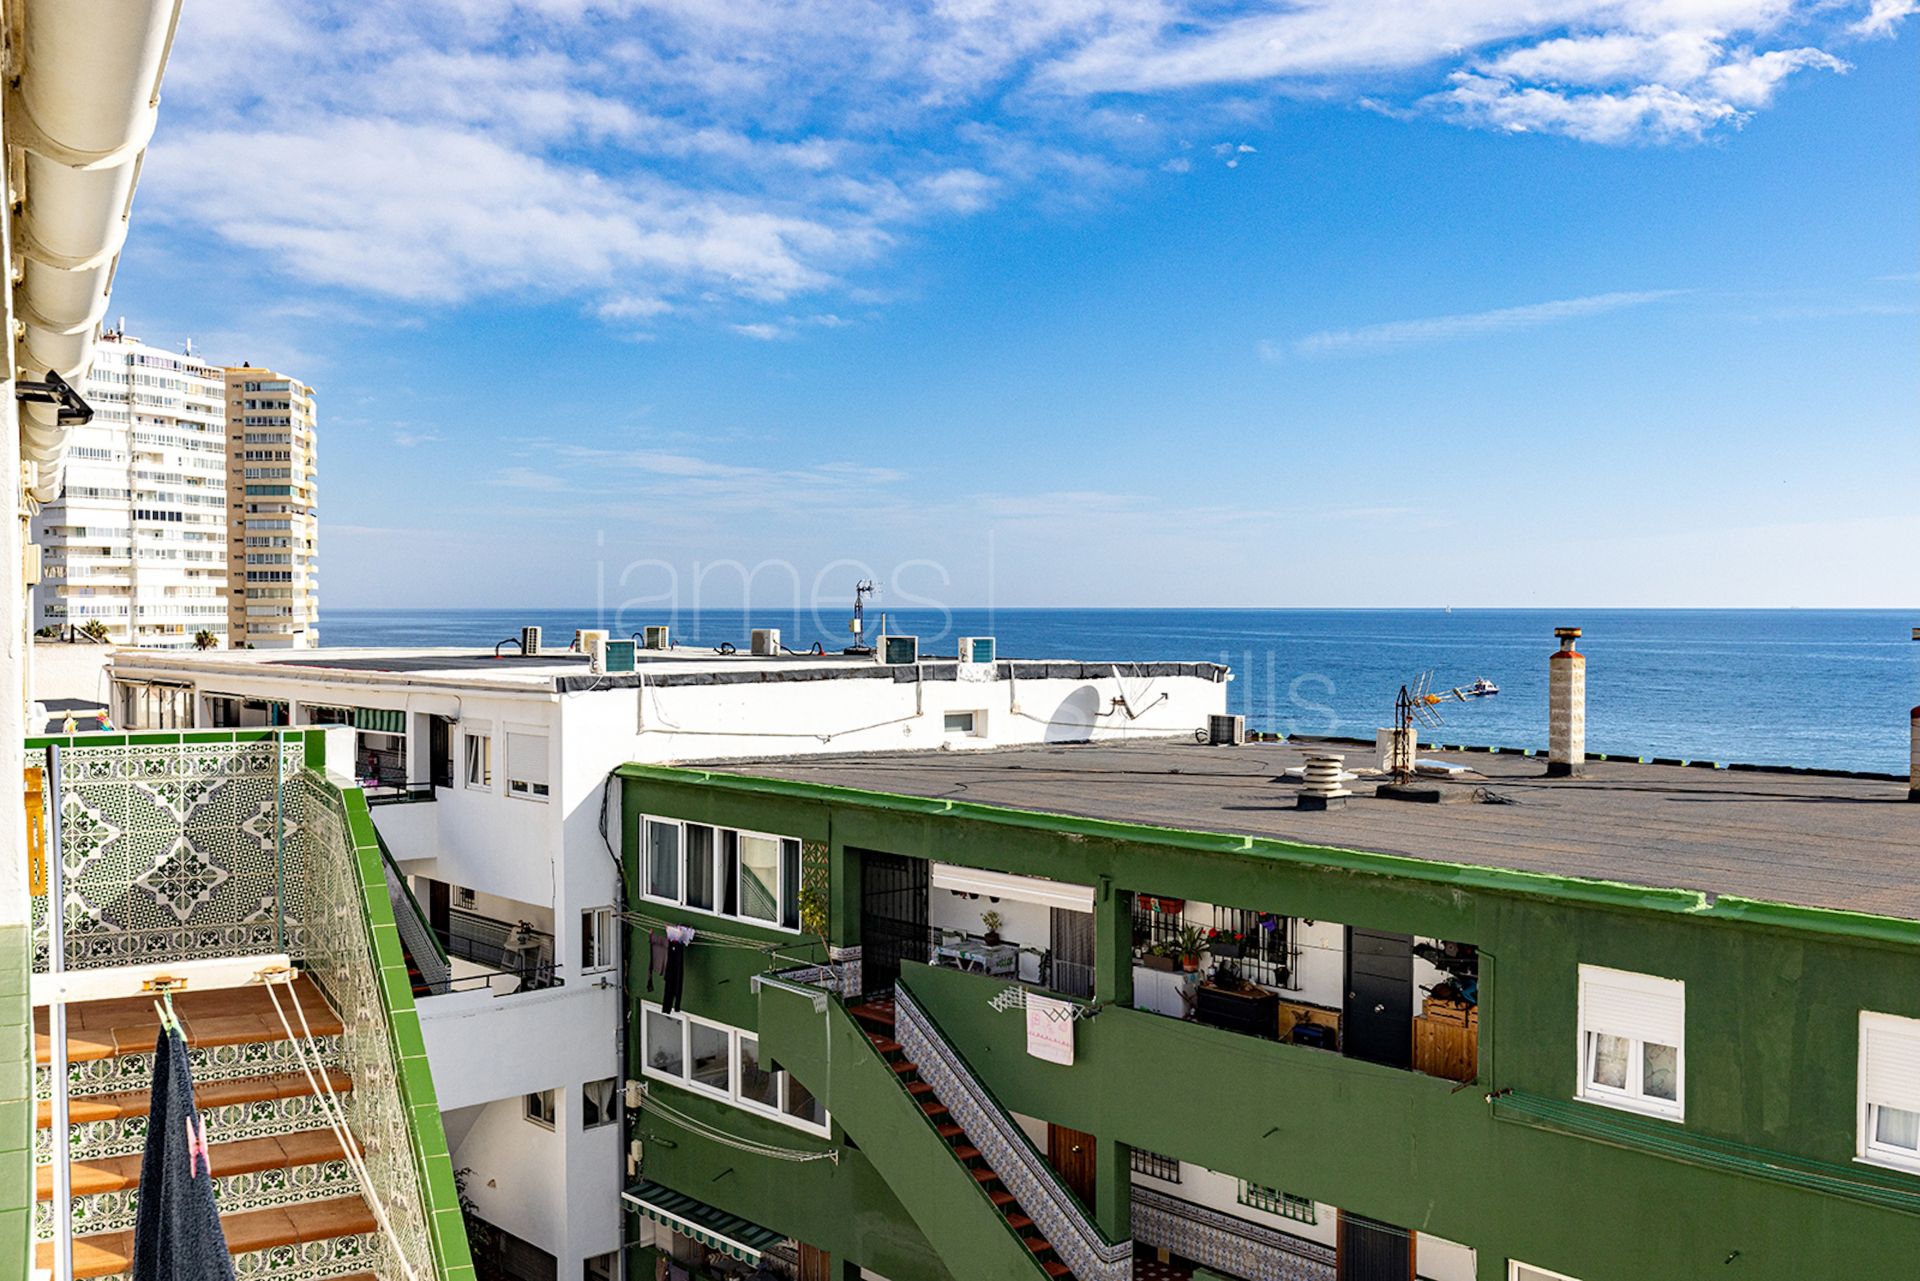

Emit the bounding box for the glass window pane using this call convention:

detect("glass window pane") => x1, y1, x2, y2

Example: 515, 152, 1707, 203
784, 1073, 825, 1126
1589, 1033, 1628, 1091
689, 1022, 731, 1091
1642, 1041, 1679, 1102
685, 825, 716, 912
644, 1010, 683, 1077
739, 1034, 778, 1108
647, 821, 680, 901
739, 834, 781, 922
1875, 1104, 1920, 1151
781, 839, 801, 930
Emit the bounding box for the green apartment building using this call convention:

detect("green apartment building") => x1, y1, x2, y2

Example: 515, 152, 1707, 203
615, 737, 1920, 1281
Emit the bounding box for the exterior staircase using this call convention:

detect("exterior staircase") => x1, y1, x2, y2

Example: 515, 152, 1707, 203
33, 976, 385, 1280
850, 996, 1077, 1280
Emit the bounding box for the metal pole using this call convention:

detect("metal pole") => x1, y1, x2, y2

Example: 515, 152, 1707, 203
274, 730, 287, 954
46, 742, 73, 1281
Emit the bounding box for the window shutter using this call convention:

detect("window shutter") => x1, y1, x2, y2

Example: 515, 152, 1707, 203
1580, 965, 1685, 1046
1863, 1012, 1920, 1114
506, 732, 549, 786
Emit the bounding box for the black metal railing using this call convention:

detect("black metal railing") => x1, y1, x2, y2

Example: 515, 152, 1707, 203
447, 909, 558, 990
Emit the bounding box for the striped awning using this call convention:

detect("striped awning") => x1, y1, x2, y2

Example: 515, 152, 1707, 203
353, 707, 405, 734
623, 1181, 785, 1264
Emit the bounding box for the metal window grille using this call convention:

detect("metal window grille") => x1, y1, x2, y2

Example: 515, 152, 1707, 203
1238, 1180, 1315, 1223
1130, 1149, 1181, 1182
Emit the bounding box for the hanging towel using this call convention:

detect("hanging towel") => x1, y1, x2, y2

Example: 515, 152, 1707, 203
132, 1027, 238, 1281
648, 929, 667, 993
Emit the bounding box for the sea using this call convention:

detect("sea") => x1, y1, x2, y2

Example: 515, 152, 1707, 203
317, 608, 1918, 776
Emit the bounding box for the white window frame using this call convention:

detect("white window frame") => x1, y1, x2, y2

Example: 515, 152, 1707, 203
504, 726, 550, 802
638, 1001, 831, 1138
582, 906, 617, 974
1576, 964, 1685, 1121
1859, 1009, 1920, 1174
635, 815, 801, 935
524, 1088, 556, 1129
1510, 1264, 1582, 1281
463, 729, 492, 791
582, 1077, 619, 1130
942, 709, 980, 736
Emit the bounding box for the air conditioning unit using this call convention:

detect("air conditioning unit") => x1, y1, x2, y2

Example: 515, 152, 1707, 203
575, 628, 608, 654
641, 625, 670, 651
882, 635, 919, 665
520, 625, 542, 656
601, 639, 637, 674
751, 628, 782, 656
957, 636, 995, 664
1208, 713, 1247, 746
586, 632, 608, 672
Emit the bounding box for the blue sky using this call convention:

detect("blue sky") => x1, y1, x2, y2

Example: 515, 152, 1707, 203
117, 1, 1916, 611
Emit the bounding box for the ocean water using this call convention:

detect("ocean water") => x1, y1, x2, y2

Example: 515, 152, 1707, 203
318, 608, 1918, 775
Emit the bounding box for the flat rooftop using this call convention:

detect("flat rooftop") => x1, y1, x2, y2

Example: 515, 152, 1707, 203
107, 647, 1227, 695
711, 738, 1920, 921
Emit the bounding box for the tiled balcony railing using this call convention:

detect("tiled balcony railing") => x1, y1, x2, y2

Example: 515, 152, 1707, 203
24, 730, 475, 1281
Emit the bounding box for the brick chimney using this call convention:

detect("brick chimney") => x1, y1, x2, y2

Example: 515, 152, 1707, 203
1547, 626, 1585, 778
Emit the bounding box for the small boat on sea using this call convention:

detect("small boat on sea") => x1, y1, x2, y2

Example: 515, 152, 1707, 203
1464, 676, 1498, 697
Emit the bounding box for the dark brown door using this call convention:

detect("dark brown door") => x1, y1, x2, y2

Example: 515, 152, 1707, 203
796, 1243, 832, 1281
1337, 1212, 1412, 1281
1047, 1123, 1097, 1212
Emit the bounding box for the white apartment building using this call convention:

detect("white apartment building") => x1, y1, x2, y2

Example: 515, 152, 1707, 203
225, 365, 320, 647
32, 327, 230, 646
105, 636, 1230, 1280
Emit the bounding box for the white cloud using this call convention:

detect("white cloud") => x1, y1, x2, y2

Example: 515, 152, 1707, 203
1854, 0, 1918, 37
730, 322, 788, 341
144, 0, 1897, 328
393, 430, 442, 447
491, 466, 572, 491
1284, 289, 1686, 356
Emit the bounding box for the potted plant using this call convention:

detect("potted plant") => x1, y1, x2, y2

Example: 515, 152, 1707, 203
981, 910, 1004, 947
1208, 927, 1245, 960
1178, 925, 1204, 972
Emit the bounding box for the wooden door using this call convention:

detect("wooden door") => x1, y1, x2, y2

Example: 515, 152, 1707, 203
796, 1242, 832, 1281
1047, 1123, 1097, 1212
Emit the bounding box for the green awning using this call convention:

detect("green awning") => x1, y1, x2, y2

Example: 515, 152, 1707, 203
622, 1180, 785, 1263
353, 707, 405, 734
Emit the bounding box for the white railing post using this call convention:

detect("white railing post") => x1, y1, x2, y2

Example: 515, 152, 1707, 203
46, 742, 73, 1281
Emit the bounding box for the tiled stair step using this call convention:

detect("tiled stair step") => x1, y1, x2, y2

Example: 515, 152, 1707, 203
36, 1068, 354, 1162
33, 1195, 380, 1280
33, 1127, 357, 1241
35, 978, 343, 1100
38, 1034, 345, 1100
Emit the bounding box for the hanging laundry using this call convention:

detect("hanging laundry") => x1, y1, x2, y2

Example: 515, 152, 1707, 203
132, 1025, 237, 1281
648, 928, 667, 994
660, 924, 695, 1014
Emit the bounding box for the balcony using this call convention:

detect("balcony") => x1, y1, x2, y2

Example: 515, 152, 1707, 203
20, 730, 473, 1281
1128, 893, 1479, 1084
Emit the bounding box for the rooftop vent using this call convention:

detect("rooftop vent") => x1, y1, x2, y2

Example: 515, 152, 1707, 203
1547, 626, 1586, 778
1297, 753, 1352, 811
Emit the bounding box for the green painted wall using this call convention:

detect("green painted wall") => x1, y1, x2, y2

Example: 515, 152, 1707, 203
619, 767, 1920, 1281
